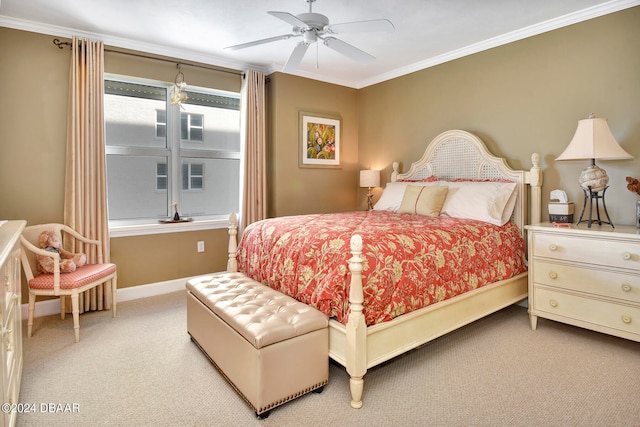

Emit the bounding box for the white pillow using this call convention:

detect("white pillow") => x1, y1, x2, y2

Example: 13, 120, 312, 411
373, 181, 444, 212
440, 181, 518, 226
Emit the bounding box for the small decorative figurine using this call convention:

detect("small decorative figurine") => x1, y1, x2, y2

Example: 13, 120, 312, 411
173, 203, 180, 221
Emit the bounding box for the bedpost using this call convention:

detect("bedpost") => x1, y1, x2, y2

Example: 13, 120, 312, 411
227, 213, 238, 273
391, 161, 400, 183
529, 153, 543, 225
346, 234, 367, 409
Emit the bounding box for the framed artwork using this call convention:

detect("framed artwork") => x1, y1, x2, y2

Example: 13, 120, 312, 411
299, 111, 341, 168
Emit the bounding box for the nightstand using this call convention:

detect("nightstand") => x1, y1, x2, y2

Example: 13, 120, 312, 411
526, 222, 640, 342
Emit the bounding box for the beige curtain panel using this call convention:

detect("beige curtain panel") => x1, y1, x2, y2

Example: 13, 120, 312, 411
63, 36, 112, 313
241, 70, 267, 230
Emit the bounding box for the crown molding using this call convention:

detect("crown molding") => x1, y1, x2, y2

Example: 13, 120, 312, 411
356, 0, 640, 88
2, 0, 639, 89
0, 15, 270, 75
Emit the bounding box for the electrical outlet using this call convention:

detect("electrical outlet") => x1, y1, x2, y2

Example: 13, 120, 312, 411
197, 241, 205, 253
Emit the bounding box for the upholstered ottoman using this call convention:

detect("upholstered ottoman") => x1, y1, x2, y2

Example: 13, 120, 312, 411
186, 272, 329, 418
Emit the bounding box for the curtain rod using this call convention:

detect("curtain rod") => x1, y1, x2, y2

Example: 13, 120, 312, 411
53, 38, 244, 77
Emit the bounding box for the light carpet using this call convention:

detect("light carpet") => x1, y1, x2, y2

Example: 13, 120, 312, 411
17, 291, 640, 426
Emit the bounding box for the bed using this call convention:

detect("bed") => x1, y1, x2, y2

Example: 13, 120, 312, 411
226, 129, 543, 408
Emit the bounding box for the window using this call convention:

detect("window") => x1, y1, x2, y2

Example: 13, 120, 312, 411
156, 163, 168, 190
183, 163, 203, 190
156, 110, 203, 142
155, 110, 166, 139
105, 77, 241, 226
181, 113, 203, 141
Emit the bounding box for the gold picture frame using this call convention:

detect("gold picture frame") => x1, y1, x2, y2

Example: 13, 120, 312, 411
299, 111, 342, 168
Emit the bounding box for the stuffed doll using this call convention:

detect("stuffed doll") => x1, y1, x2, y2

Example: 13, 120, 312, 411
37, 230, 87, 274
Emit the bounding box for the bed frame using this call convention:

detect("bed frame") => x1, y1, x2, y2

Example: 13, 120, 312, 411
227, 129, 542, 409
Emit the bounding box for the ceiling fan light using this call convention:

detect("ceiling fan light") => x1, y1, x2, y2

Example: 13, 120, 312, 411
303, 31, 318, 43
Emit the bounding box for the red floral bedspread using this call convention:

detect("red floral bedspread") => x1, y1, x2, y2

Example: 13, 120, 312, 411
237, 211, 526, 326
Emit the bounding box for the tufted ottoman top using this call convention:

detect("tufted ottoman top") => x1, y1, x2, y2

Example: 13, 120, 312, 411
186, 272, 328, 349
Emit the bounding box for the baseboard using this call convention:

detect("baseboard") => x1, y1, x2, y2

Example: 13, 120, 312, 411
20, 277, 191, 320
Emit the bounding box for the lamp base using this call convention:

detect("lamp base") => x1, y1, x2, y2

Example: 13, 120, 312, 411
366, 188, 374, 211
579, 163, 608, 192
576, 185, 613, 228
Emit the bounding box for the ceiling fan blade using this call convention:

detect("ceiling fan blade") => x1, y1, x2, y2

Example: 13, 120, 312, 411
268, 11, 308, 29
283, 41, 310, 73
225, 34, 296, 51
327, 19, 395, 34
322, 37, 375, 64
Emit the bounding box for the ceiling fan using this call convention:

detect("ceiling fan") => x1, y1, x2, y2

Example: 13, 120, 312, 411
225, 0, 395, 73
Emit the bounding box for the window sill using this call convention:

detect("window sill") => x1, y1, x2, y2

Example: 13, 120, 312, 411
109, 218, 231, 238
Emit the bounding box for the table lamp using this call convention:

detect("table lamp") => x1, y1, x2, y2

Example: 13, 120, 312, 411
359, 169, 380, 210
556, 114, 633, 228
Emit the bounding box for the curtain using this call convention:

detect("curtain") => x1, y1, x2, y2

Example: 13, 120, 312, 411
63, 36, 111, 312
240, 70, 267, 230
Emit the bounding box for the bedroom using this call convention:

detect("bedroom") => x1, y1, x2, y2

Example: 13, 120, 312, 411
0, 2, 639, 425
0, 5, 638, 291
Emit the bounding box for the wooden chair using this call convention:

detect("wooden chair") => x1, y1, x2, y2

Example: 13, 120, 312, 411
20, 223, 117, 343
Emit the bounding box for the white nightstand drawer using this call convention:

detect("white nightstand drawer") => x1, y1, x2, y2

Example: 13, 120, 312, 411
532, 232, 640, 271
533, 287, 640, 336
532, 261, 640, 303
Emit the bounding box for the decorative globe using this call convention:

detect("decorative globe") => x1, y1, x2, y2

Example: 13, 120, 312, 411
579, 165, 608, 192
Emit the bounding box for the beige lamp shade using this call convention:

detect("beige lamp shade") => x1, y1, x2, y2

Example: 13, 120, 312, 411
359, 170, 380, 188
556, 116, 633, 192
360, 169, 380, 211
556, 116, 633, 161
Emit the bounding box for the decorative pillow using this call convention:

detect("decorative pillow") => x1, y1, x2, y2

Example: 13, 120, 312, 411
373, 181, 444, 212
398, 185, 449, 216
440, 181, 518, 226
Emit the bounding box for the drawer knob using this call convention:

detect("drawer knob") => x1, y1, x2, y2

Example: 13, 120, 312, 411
622, 314, 632, 324
548, 271, 558, 280
623, 252, 632, 261
621, 283, 632, 292
549, 244, 558, 252
549, 299, 558, 308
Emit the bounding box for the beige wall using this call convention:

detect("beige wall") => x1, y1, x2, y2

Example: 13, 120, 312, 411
1, 6, 639, 301
0, 29, 239, 297
0, 29, 69, 224
266, 73, 360, 216
358, 7, 640, 225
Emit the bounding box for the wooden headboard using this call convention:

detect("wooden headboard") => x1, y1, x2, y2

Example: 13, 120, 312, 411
390, 129, 542, 234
